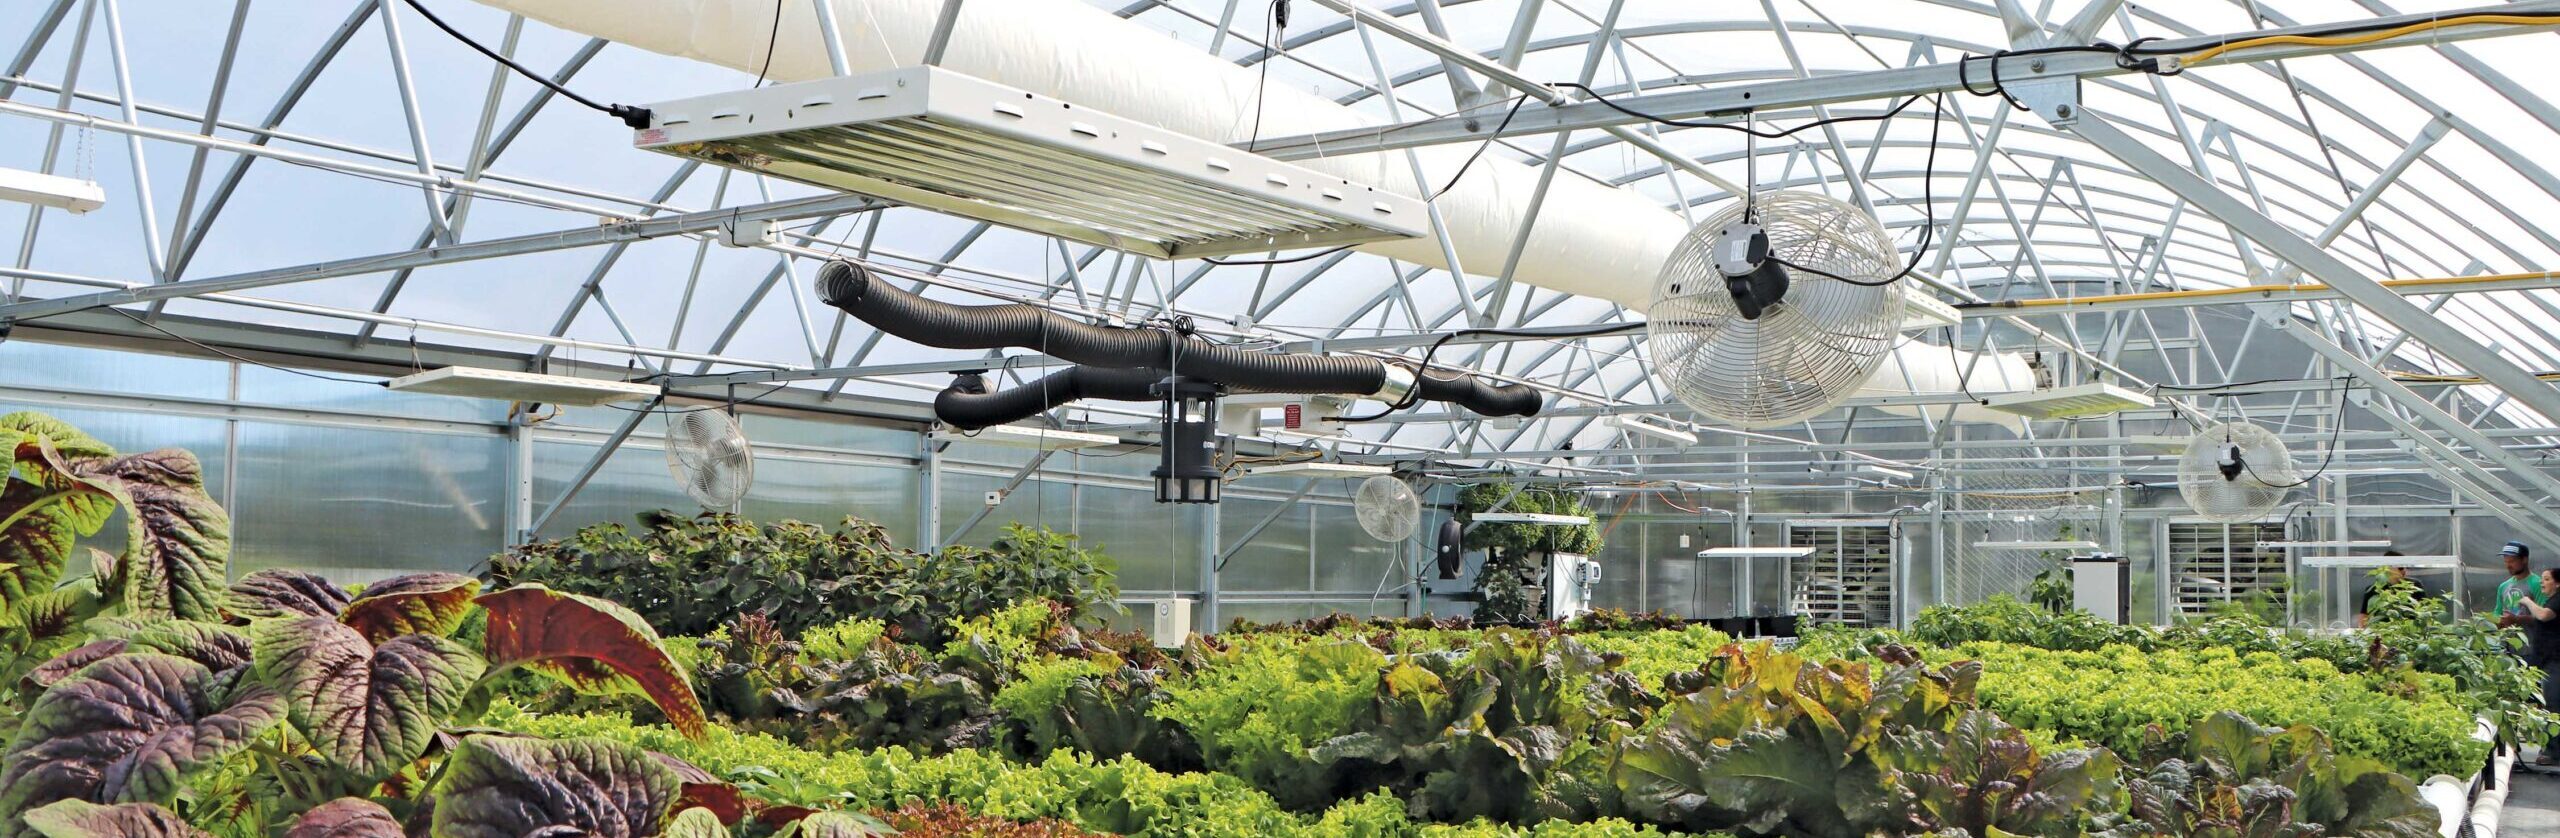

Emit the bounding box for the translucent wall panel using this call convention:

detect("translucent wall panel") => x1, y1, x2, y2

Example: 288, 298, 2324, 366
1076, 486, 1200, 593
736, 412, 918, 457
531, 439, 696, 538
742, 455, 921, 548
1218, 498, 1311, 592
232, 422, 506, 582
1311, 502, 1402, 594
0, 341, 229, 399
540, 437, 924, 547
0, 401, 232, 578
238, 366, 505, 423
1587, 522, 1649, 612
935, 471, 1072, 550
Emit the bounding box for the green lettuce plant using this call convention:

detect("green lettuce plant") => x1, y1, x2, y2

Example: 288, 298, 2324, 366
1615, 642, 2120, 837
489, 512, 1119, 646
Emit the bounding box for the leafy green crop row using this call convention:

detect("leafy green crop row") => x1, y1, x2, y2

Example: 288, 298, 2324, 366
487, 702, 1709, 838
488, 510, 1118, 645
1925, 642, 2486, 779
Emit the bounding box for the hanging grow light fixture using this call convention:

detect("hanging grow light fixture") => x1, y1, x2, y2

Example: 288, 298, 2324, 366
633, 66, 1427, 259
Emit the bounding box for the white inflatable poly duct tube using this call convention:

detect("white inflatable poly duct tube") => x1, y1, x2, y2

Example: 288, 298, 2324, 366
479, 0, 2032, 423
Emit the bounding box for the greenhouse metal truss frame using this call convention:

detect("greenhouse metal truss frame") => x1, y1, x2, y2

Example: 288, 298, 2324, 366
8, 0, 2560, 620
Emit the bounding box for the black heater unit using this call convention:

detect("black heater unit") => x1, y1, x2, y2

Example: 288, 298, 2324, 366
1153, 376, 1223, 504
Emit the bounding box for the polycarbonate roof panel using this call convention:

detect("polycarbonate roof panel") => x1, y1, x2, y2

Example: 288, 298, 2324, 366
4, 0, 2560, 463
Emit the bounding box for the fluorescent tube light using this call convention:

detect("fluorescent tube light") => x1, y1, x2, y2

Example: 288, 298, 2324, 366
2299, 554, 2457, 568
1697, 547, 1816, 558
0, 167, 105, 214
635, 67, 1426, 259
1472, 512, 1593, 526
1238, 462, 1390, 479
1970, 540, 2102, 551
931, 425, 1122, 450
386, 367, 658, 405
1982, 383, 2155, 420
1602, 414, 1698, 446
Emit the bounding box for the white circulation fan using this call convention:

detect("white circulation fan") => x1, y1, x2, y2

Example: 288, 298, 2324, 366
1354, 474, 1422, 543
2178, 421, 2297, 523
1647, 190, 1907, 428
665, 407, 755, 509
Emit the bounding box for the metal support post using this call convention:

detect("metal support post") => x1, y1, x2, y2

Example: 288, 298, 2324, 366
810, 0, 853, 75
918, 437, 944, 550
923, 0, 965, 66
525, 395, 659, 541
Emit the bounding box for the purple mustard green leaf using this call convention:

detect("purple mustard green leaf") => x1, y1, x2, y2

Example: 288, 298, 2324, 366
224, 570, 353, 621
280, 797, 402, 838
250, 617, 485, 780
0, 653, 285, 837
18, 800, 207, 838
339, 573, 480, 642
426, 734, 681, 838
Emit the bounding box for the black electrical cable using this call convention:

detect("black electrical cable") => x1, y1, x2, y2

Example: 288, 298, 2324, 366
2240, 377, 2354, 489
1553, 81, 1924, 140
1204, 95, 1531, 267
1765, 94, 1949, 288
1338, 321, 1646, 422
2151, 375, 2351, 392
752, 0, 785, 87
1243, 0, 1283, 152
399, 0, 655, 128
109, 308, 389, 387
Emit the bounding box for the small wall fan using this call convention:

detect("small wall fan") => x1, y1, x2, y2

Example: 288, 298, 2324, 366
1354, 474, 1422, 543
2177, 421, 2296, 523
665, 407, 755, 509
1647, 190, 1907, 428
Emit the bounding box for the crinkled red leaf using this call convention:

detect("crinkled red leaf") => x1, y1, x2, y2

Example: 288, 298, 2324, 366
340, 572, 479, 642
225, 569, 353, 621
428, 735, 680, 838
477, 585, 706, 739
0, 654, 284, 833
251, 617, 484, 780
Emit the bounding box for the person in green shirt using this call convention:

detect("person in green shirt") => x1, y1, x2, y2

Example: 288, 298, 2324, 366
2497, 541, 2543, 627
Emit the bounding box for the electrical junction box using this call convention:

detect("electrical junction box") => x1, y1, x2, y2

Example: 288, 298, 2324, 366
1218, 393, 1351, 436
1546, 553, 1601, 620
2071, 553, 2131, 624
1143, 597, 1195, 648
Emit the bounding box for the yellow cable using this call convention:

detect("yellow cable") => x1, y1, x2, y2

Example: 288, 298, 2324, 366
2180, 14, 2560, 65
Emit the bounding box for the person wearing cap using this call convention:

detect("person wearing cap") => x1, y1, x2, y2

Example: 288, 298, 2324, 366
2514, 566, 2560, 764
2498, 542, 2543, 628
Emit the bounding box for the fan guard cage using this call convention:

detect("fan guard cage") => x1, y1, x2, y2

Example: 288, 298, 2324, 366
665, 407, 756, 509
1647, 191, 1906, 429
1354, 475, 1422, 543
2178, 421, 2297, 524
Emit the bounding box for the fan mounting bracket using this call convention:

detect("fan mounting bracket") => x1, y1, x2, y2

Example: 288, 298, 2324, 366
2007, 76, 2082, 124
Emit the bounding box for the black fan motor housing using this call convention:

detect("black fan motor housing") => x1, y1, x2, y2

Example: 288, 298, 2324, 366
1435, 519, 1466, 579
1712, 222, 1790, 321
2216, 444, 2246, 481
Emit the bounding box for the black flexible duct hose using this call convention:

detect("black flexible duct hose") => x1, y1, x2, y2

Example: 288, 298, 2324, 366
1414, 369, 1544, 417
820, 260, 1543, 422
820, 260, 1383, 392
934, 367, 1169, 430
